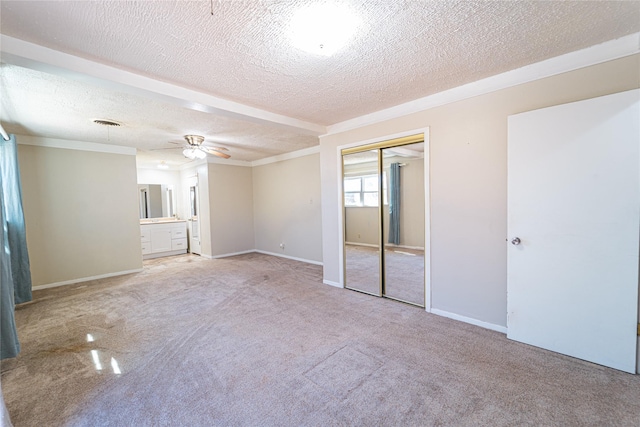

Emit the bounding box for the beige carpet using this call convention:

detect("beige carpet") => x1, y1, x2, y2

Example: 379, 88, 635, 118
345, 244, 425, 305
384, 247, 425, 305
2, 253, 640, 426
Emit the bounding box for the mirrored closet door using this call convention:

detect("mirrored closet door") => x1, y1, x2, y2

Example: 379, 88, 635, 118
343, 149, 381, 296
382, 143, 425, 306
342, 135, 426, 307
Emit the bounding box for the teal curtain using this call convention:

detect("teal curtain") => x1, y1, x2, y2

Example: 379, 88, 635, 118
1, 134, 32, 359
0, 371, 12, 426
1, 183, 20, 359
388, 162, 400, 245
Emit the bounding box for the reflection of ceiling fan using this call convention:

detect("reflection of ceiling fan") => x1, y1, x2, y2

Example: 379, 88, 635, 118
177, 135, 230, 160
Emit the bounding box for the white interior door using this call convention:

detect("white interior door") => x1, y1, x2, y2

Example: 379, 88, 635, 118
507, 89, 639, 373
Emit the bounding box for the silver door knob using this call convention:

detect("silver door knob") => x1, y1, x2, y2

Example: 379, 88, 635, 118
511, 237, 521, 245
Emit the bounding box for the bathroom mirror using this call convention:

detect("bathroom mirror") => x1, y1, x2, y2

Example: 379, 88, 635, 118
138, 184, 175, 219
382, 142, 425, 306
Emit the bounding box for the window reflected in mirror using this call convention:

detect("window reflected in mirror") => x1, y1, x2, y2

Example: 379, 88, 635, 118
343, 149, 381, 296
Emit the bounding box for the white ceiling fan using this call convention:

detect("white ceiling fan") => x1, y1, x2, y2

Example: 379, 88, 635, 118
169, 135, 231, 160
181, 135, 230, 159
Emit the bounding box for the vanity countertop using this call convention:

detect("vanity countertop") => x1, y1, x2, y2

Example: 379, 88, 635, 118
140, 218, 186, 225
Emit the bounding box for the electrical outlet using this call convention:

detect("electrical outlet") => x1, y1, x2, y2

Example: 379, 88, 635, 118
279, 243, 285, 249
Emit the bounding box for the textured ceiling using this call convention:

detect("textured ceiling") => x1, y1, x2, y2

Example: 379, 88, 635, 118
0, 64, 318, 165
0, 1, 639, 166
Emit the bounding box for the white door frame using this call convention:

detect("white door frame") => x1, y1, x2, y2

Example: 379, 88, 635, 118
335, 127, 432, 311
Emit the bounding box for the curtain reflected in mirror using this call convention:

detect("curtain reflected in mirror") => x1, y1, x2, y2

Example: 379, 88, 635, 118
343, 150, 381, 296
382, 143, 425, 306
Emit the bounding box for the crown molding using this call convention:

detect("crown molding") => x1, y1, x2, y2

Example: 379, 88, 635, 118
251, 145, 320, 167
206, 156, 252, 167
15, 134, 136, 155
325, 32, 640, 136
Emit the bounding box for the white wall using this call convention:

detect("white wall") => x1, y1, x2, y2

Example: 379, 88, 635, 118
252, 153, 322, 263
18, 138, 142, 287
394, 156, 425, 248
137, 168, 181, 189
208, 163, 255, 256
320, 54, 640, 329
344, 207, 378, 246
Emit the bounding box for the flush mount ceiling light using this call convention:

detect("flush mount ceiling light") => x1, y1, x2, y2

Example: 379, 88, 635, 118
289, 3, 360, 56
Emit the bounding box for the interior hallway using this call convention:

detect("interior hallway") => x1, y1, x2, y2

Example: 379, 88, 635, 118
2, 253, 640, 426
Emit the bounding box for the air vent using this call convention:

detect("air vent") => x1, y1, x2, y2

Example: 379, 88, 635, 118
93, 119, 122, 127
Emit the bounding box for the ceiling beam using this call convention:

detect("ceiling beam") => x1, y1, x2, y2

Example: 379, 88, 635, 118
0, 35, 326, 137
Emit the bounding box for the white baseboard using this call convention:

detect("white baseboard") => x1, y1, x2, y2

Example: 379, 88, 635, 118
188, 249, 324, 267
345, 242, 378, 248
323, 279, 342, 288
430, 308, 507, 334
143, 249, 186, 260
207, 250, 255, 259
345, 242, 425, 251
254, 250, 323, 266
32, 268, 144, 291
385, 244, 425, 251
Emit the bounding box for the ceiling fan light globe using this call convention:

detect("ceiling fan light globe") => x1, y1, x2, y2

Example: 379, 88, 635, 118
194, 148, 207, 159
183, 148, 196, 159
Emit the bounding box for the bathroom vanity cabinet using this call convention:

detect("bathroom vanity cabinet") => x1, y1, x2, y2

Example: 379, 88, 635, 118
140, 220, 187, 259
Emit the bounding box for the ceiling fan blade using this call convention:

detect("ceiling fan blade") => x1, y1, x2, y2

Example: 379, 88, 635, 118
203, 145, 229, 151
201, 146, 231, 159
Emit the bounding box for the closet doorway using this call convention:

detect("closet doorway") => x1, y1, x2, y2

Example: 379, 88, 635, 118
342, 134, 427, 307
